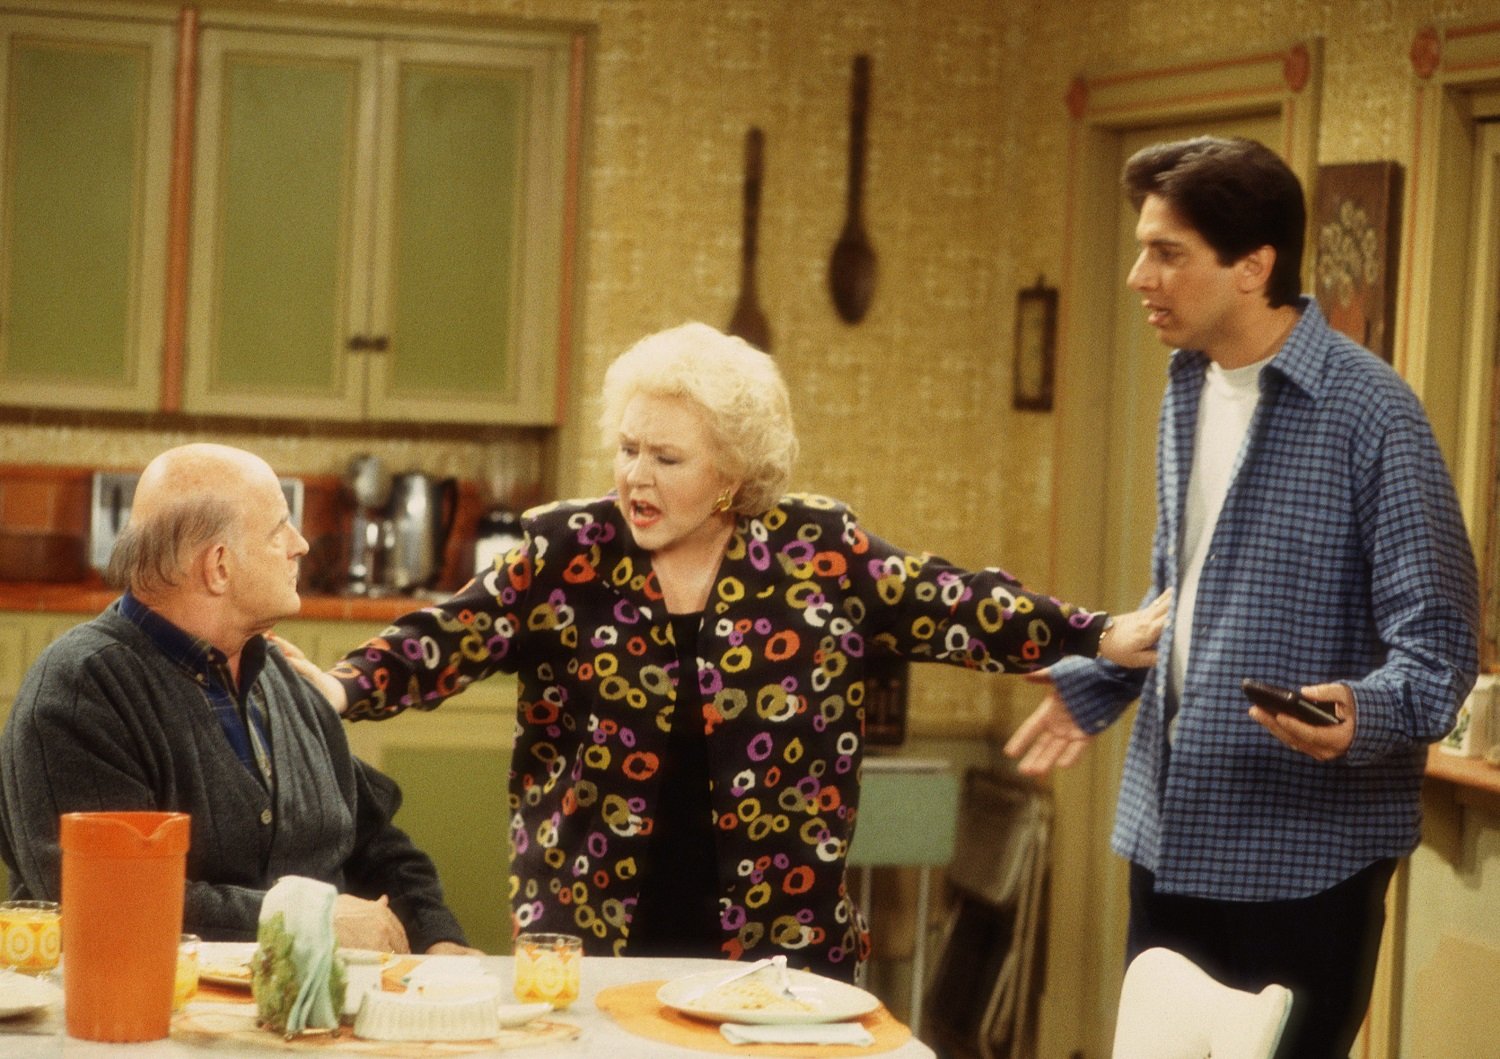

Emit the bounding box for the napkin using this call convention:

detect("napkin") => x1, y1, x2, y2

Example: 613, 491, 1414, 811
403, 957, 500, 999
253, 876, 345, 1037
719, 1021, 876, 1046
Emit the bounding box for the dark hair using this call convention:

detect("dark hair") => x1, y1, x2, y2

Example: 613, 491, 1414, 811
105, 496, 237, 594
1122, 136, 1305, 308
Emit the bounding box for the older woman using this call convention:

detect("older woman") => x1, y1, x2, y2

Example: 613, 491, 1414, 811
298, 322, 1167, 980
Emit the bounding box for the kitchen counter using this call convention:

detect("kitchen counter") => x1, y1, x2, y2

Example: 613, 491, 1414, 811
0, 581, 431, 623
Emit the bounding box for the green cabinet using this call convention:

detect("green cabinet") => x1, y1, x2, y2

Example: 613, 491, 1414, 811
0, 4, 174, 410
185, 16, 573, 425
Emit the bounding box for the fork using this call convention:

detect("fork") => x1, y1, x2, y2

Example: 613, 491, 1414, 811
685, 954, 795, 1002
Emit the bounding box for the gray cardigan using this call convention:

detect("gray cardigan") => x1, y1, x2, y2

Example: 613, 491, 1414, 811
0, 604, 466, 951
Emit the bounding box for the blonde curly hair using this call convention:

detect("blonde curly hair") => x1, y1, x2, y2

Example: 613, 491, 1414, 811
598, 323, 798, 514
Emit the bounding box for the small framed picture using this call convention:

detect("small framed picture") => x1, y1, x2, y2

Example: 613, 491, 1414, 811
1312, 161, 1402, 362
1013, 277, 1057, 411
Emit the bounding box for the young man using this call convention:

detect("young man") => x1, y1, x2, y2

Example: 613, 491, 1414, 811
0, 443, 476, 955
1005, 137, 1478, 1057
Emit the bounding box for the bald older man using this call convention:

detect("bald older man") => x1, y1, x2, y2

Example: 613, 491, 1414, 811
0, 444, 475, 955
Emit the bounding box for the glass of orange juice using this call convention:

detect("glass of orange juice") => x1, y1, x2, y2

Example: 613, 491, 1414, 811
512, 932, 582, 1009
173, 934, 200, 1011
0, 900, 60, 975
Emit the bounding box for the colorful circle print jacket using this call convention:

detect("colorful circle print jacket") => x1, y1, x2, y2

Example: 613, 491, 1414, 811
331, 494, 1109, 977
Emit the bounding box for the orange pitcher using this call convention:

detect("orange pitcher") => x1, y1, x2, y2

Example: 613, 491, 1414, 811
60, 811, 190, 1041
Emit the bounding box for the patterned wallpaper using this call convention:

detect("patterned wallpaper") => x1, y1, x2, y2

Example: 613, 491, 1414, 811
5, 0, 1492, 731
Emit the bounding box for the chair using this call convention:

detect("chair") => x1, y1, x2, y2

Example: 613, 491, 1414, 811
922, 768, 1051, 1059
1111, 947, 1293, 1059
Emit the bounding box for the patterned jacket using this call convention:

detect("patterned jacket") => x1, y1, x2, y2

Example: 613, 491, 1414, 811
334, 494, 1108, 976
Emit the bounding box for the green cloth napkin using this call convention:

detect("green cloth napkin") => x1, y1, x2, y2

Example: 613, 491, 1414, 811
251, 876, 347, 1037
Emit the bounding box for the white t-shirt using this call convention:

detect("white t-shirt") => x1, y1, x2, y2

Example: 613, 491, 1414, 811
1168, 357, 1269, 730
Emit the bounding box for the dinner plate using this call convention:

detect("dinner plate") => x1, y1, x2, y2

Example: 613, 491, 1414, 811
656, 966, 879, 1025
198, 941, 257, 988
0, 971, 61, 1018
198, 942, 390, 988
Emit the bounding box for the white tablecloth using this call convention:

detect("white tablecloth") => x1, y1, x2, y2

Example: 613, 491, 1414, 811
0, 956, 936, 1058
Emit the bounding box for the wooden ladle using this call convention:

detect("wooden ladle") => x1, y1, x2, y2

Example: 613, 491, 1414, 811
829, 54, 876, 323
727, 126, 772, 352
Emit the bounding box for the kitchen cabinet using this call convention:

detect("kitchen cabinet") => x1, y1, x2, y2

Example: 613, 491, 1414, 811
185, 13, 574, 425
0, 611, 85, 721
0, 3, 175, 410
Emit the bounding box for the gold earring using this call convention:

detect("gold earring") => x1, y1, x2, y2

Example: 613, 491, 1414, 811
713, 489, 733, 513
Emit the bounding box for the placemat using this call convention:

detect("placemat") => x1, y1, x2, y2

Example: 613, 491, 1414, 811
594, 979, 913, 1056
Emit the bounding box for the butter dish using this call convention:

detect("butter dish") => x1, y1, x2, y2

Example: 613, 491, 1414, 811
352, 990, 501, 1041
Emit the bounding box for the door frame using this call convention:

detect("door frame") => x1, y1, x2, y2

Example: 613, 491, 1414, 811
1395, 20, 1500, 1059
1041, 43, 1321, 1059
1401, 19, 1500, 578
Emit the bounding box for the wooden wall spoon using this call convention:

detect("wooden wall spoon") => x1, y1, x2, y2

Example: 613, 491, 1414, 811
727, 126, 772, 351
829, 55, 876, 323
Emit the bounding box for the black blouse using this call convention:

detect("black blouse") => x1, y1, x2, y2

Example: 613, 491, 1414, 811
626, 610, 721, 954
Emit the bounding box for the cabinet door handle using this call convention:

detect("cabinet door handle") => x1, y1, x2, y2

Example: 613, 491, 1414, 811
347, 335, 371, 351
368, 335, 389, 352
346, 335, 389, 352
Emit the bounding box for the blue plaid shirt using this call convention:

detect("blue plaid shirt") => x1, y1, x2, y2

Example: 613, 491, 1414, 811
1050, 298, 1479, 901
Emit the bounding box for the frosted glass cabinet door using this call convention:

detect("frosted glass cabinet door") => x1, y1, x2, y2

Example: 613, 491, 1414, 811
363, 39, 566, 425
186, 24, 570, 425
186, 28, 379, 419
0, 12, 173, 410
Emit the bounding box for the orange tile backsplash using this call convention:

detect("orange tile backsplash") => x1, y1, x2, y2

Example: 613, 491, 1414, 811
0, 465, 92, 534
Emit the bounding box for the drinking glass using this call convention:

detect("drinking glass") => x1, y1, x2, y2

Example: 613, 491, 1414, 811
0, 900, 61, 975
173, 934, 200, 1011
512, 932, 582, 1009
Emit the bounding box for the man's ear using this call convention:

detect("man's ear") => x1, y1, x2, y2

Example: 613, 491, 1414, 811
200, 541, 232, 596
1236, 245, 1276, 296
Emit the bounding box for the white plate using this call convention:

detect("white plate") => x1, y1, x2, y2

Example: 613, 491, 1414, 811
340, 948, 385, 965
0, 972, 61, 1019
656, 966, 879, 1025
198, 941, 257, 988
495, 1001, 552, 1028
197, 942, 389, 988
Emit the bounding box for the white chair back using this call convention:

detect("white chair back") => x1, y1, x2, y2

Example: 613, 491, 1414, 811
1111, 946, 1292, 1059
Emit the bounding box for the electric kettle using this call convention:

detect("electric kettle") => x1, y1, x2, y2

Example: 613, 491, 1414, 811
385, 472, 458, 592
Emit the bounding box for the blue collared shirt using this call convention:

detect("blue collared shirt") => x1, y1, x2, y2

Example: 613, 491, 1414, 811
118, 592, 274, 788
1050, 297, 1479, 901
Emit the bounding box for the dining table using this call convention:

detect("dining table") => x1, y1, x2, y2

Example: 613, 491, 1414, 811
0, 955, 937, 1058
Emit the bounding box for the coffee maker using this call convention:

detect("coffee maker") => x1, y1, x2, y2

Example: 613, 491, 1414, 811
344, 455, 391, 596
344, 455, 458, 595
385, 471, 459, 593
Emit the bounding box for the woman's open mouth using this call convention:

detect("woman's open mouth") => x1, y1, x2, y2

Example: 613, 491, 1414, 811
627, 499, 661, 527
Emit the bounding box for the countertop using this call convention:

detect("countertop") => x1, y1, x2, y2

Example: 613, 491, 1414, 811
0, 580, 430, 623
1425, 744, 1500, 798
